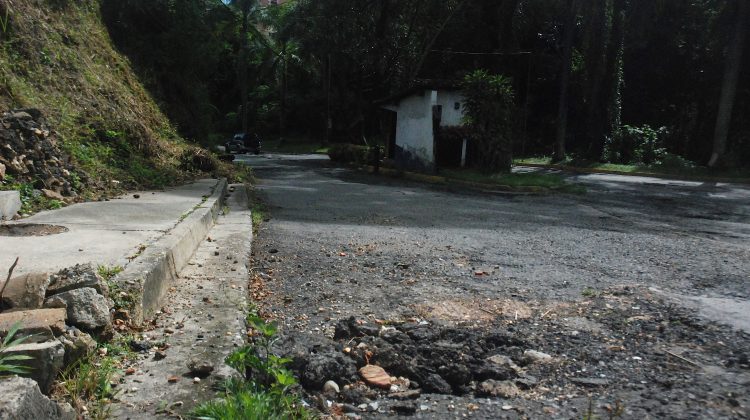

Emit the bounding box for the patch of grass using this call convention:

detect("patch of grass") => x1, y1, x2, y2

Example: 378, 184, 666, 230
56, 333, 134, 420
0, 176, 67, 213
441, 168, 585, 193
249, 189, 268, 234
58, 357, 118, 420
581, 287, 599, 298
192, 312, 310, 420
515, 156, 750, 182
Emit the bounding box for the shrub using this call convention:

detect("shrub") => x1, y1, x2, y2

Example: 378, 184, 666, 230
461, 70, 516, 173
650, 152, 696, 171
327, 143, 371, 165
180, 147, 218, 172
603, 124, 668, 165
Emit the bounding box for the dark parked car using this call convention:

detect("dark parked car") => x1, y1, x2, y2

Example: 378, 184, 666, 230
225, 133, 261, 155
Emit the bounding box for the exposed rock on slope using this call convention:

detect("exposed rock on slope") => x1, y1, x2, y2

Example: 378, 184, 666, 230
0, 109, 83, 198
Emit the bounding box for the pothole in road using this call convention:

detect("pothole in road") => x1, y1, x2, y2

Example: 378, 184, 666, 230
274, 289, 750, 418
0, 223, 69, 236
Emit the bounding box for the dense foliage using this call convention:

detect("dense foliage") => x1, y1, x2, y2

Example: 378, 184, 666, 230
99, 0, 749, 169
461, 70, 516, 173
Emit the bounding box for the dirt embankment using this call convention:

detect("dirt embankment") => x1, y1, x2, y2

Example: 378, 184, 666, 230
0, 0, 237, 199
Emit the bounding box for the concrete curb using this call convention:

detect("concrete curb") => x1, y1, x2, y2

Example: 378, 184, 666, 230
116, 178, 228, 323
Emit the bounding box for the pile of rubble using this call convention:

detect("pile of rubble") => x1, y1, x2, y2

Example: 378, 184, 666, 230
0, 264, 113, 417
276, 316, 546, 416
0, 109, 84, 200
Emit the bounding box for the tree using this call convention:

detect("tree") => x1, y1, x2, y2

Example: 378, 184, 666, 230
225, 0, 277, 133
708, 0, 748, 167
554, 0, 578, 162
462, 70, 516, 173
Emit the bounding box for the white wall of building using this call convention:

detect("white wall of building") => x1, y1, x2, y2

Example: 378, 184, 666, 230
436, 90, 465, 127
393, 92, 435, 168
383, 89, 465, 170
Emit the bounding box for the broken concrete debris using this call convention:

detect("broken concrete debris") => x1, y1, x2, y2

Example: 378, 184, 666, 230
0, 272, 50, 309
0, 263, 114, 399
0, 109, 84, 209
0, 376, 75, 420
2, 340, 65, 394
45, 287, 112, 333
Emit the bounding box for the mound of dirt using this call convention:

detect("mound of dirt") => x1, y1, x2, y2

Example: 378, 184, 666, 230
0, 109, 85, 198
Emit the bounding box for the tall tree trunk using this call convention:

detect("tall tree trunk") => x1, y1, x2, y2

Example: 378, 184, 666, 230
554, 0, 577, 162
709, 0, 748, 167
240, 5, 250, 133
604, 0, 626, 135
278, 42, 288, 142
583, 0, 610, 159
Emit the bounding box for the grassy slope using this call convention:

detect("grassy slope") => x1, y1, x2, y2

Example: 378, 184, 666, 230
0, 0, 235, 197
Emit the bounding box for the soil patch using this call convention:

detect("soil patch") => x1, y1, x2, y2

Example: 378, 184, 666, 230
0, 223, 68, 236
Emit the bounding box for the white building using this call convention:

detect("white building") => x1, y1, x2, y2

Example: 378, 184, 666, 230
380, 87, 465, 171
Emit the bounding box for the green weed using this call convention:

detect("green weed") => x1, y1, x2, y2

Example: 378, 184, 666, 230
0, 322, 33, 376
0, 8, 10, 36
99, 265, 137, 312
97, 264, 123, 281
581, 287, 599, 298
250, 192, 268, 234
0, 178, 67, 213
191, 313, 310, 419
58, 351, 119, 420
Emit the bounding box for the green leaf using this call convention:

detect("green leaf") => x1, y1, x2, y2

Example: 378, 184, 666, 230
0, 363, 31, 374
0, 354, 33, 361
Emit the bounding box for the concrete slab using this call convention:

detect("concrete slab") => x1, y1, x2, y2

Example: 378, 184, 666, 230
0, 179, 221, 277
0, 190, 21, 220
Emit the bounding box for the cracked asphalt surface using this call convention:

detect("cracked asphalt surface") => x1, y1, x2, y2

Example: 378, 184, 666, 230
238, 153, 750, 419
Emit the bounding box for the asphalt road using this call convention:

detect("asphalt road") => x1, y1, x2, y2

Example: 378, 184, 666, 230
236, 153, 750, 419
239, 153, 749, 327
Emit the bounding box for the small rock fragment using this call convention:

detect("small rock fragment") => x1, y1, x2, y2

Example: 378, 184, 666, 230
323, 380, 340, 394
523, 349, 553, 364
359, 365, 392, 389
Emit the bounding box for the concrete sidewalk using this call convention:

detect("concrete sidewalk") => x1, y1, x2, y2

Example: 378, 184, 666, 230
0, 179, 228, 321
0, 179, 222, 276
